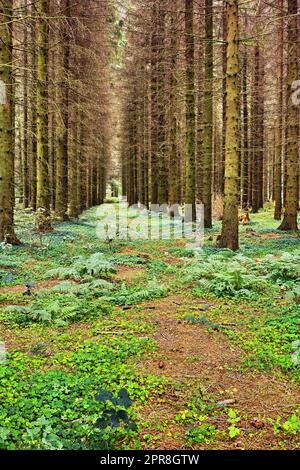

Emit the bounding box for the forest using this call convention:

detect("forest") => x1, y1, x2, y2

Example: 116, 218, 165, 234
0, 0, 299, 454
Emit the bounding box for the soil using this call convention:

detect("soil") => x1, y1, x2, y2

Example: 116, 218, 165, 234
135, 295, 300, 450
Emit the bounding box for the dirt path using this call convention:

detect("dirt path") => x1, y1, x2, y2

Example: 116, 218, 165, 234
136, 295, 300, 450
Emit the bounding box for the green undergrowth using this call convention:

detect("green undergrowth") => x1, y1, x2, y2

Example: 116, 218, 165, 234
171, 249, 300, 300
0, 330, 163, 450
0, 209, 171, 450
1, 205, 300, 449
227, 302, 300, 381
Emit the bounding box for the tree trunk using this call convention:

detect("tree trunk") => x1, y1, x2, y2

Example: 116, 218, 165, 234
0, 0, 19, 244
274, 0, 284, 220
218, 0, 239, 250
35, 0, 52, 232
203, 0, 213, 228
241, 53, 249, 209
278, 0, 299, 231
221, 0, 227, 196
68, 105, 79, 218
150, 2, 158, 206
251, 44, 264, 213
156, 2, 168, 208
169, 10, 180, 213
55, 0, 70, 220
196, 6, 204, 203
185, 0, 196, 221
23, 4, 30, 209
29, 1, 37, 211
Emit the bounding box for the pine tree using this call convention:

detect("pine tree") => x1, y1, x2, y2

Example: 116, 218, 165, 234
0, 0, 19, 244
278, 0, 299, 231
203, 0, 213, 228
185, 0, 196, 221
55, 0, 70, 221
35, 0, 52, 232
218, 0, 240, 250
274, 0, 284, 220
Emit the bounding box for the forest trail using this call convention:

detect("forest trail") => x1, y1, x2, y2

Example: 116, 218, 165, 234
1, 206, 299, 451
133, 293, 300, 450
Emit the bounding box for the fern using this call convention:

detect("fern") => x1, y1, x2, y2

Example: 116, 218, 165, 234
181, 254, 269, 298
50, 279, 114, 296
4, 294, 112, 327
3, 306, 52, 325
258, 254, 300, 282
108, 254, 147, 266
46, 252, 116, 280
45, 267, 80, 280
106, 280, 168, 306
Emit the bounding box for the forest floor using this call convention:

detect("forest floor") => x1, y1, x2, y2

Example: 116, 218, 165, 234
0, 204, 299, 450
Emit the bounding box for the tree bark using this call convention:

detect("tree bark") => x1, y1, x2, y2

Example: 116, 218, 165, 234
185, 0, 196, 221
0, 0, 19, 244
278, 0, 299, 231
203, 0, 213, 228
35, 0, 52, 232
218, 0, 240, 250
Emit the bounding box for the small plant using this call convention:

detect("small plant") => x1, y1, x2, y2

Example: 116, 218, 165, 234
269, 414, 300, 436
0, 428, 10, 450
186, 424, 217, 446
184, 315, 223, 331
227, 409, 241, 439
24, 416, 63, 450
95, 389, 137, 432
0, 272, 14, 284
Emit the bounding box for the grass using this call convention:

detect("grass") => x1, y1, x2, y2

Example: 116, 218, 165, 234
0, 205, 299, 450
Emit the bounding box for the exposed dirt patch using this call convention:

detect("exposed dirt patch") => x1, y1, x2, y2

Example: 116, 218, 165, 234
137, 295, 300, 450
259, 232, 300, 239
115, 266, 146, 283
121, 247, 152, 260
244, 230, 300, 240
0, 279, 60, 295
0, 321, 94, 353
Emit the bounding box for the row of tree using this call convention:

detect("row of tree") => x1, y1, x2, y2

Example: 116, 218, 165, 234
120, 0, 299, 249
0, 0, 113, 243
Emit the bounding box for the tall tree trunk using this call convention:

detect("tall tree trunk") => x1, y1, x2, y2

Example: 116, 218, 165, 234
241, 52, 249, 209
203, 0, 213, 228
185, 0, 196, 221
278, 0, 299, 230
196, 7, 204, 203
55, 0, 70, 220
157, 0, 168, 207
274, 0, 284, 220
218, 0, 239, 250
23, 3, 29, 209
0, 0, 19, 244
29, 1, 37, 211
35, 0, 52, 231
68, 104, 79, 218
251, 44, 264, 213
150, 2, 158, 206
168, 11, 180, 213
221, 0, 227, 196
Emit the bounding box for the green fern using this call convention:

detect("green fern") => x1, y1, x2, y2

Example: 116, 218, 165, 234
46, 252, 116, 280
106, 280, 168, 306
49, 279, 114, 296
4, 294, 112, 327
